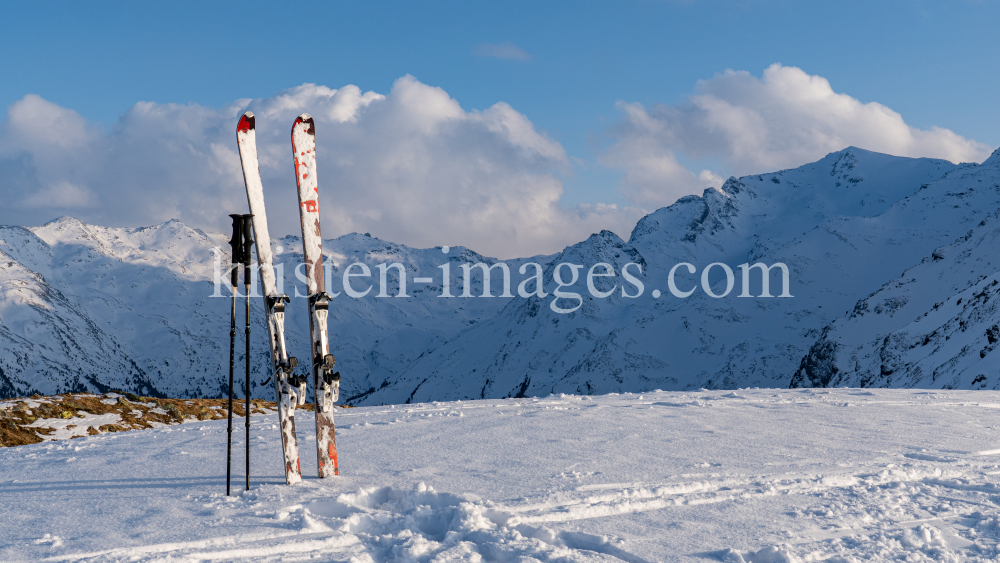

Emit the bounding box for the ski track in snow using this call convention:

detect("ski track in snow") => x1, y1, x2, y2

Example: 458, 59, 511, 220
4, 389, 1000, 562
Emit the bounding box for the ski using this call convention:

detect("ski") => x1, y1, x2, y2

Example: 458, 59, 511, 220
236, 111, 307, 485
291, 113, 340, 477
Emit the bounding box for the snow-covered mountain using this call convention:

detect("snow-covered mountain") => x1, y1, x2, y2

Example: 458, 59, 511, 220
791, 151, 1000, 389
0, 218, 526, 401
2, 146, 999, 401
362, 147, 988, 403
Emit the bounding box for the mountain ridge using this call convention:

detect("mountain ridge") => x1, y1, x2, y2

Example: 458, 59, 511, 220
2, 146, 999, 401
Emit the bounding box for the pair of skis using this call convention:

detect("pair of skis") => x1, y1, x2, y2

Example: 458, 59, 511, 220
236, 111, 341, 484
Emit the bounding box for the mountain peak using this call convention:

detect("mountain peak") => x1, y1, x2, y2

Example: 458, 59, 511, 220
817, 146, 957, 171
827, 146, 883, 159
156, 218, 195, 233
981, 146, 1000, 168
31, 216, 93, 246
42, 216, 86, 228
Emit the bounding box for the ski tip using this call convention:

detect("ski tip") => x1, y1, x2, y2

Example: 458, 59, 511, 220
295, 114, 315, 135
238, 112, 256, 133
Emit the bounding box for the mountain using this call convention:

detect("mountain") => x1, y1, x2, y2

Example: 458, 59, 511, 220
364, 147, 981, 403
791, 150, 1000, 389
1, 146, 998, 401
0, 218, 529, 400
0, 219, 222, 398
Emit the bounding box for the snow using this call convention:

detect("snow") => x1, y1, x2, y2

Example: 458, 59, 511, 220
4, 388, 1000, 561
27, 411, 121, 441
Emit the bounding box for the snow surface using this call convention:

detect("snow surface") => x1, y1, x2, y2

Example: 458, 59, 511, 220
27, 411, 123, 441
4, 389, 1000, 561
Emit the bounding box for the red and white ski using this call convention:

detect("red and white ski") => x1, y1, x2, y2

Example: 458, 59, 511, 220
291, 113, 340, 477
237, 111, 307, 485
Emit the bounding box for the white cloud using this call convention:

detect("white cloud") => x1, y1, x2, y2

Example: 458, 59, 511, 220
23, 181, 94, 208
0, 77, 640, 258
600, 114, 719, 208
603, 63, 996, 208
474, 41, 531, 61
0, 94, 97, 152
4, 65, 984, 257
698, 169, 725, 188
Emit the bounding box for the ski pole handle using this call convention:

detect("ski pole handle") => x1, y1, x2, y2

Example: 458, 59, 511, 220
228, 214, 243, 288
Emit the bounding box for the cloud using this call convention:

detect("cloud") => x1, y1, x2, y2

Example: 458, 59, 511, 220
0, 78, 640, 258
602, 63, 996, 209
474, 41, 531, 61
23, 181, 94, 208
4, 65, 987, 257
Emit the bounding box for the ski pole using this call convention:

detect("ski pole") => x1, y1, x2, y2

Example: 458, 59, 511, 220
226, 214, 244, 496
242, 213, 255, 491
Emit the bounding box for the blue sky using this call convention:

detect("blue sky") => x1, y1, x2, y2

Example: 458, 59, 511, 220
1, 0, 998, 255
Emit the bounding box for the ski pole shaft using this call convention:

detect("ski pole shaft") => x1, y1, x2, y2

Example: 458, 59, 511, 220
227, 290, 236, 496
245, 287, 251, 491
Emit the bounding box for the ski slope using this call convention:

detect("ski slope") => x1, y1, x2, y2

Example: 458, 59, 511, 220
3, 389, 1000, 562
